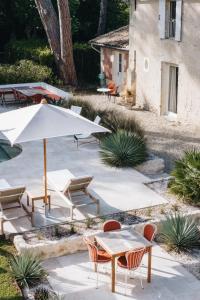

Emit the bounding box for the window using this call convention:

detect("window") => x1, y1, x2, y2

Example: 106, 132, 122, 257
168, 1, 176, 38
119, 53, 122, 73
159, 0, 183, 41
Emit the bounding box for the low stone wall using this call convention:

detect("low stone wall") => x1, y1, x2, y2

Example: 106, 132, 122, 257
14, 230, 100, 260
14, 210, 200, 261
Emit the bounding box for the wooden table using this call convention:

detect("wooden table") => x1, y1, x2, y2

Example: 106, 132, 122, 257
26, 189, 51, 213
95, 228, 152, 293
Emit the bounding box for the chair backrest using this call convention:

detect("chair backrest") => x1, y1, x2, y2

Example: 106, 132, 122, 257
94, 115, 101, 125
83, 237, 98, 262
125, 247, 145, 270
71, 105, 82, 115
0, 186, 25, 205
143, 223, 157, 242
107, 81, 115, 90
63, 176, 93, 195
12, 89, 19, 100
103, 220, 121, 232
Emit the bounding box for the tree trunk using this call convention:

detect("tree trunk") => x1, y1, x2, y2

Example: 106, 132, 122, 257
97, 0, 108, 36
57, 0, 77, 85
35, 0, 77, 85
34, 0, 61, 66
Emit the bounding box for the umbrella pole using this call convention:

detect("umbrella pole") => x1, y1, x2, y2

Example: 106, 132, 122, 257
43, 138, 48, 217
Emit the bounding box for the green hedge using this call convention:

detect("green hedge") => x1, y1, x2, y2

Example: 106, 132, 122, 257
5, 39, 99, 84
0, 60, 55, 84
5, 39, 54, 68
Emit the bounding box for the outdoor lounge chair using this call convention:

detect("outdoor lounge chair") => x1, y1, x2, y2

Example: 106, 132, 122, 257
0, 180, 27, 234
47, 169, 100, 219
71, 105, 82, 115
74, 115, 101, 148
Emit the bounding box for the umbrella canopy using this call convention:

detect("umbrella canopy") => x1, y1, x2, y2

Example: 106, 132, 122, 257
0, 102, 109, 145
0, 101, 110, 218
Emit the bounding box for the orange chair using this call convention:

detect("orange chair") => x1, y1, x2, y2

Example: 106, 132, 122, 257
103, 220, 121, 232
83, 237, 111, 288
117, 247, 145, 293
107, 81, 119, 102
143, 223, 157, 253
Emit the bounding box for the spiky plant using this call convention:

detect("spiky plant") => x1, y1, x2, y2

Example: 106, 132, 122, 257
10, 253, 47, 288
100, 130, 147, 167
160, 212, 200, 252
34, 287, 50, 300
169, 149, 200, 205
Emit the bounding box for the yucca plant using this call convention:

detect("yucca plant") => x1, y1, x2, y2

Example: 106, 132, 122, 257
100, 130, 147, 167
169, 149, 200, 205
160, 212, 200, 252
10, 252, 47, 288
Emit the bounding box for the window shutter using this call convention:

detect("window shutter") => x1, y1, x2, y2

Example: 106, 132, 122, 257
159, 0, 167, 39
175, 0, 183, 41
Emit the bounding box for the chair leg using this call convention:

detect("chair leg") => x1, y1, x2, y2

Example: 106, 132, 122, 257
125, 270, 128, 295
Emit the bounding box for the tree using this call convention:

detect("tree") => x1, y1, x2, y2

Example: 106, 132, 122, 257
97, 0, 108, 36
35, 0, 77, 85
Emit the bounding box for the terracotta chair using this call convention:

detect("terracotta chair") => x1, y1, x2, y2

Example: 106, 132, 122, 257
117, 247, 145, 294
83, 237, 111, 288
103, 219, 121, 232
143, 223, 157, 253
107, 81, 119, 102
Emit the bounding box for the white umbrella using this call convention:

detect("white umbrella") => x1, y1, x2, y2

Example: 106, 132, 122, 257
0, 100, 109, 215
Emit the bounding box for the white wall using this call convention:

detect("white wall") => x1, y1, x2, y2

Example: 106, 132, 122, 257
129, 0, 200, 127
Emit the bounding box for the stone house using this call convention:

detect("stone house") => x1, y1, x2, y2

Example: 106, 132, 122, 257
128, 0, 200, 127
90, 26, 129, 91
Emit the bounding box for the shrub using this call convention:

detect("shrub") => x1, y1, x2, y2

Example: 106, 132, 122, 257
5, 39, 54, 68
63, 99, 144, 138
0, 60, 55, 84
10, 253, 47, 288
160, 212, 200, 252
34, 287, 50, 300
169, 149, 200, 205
100, 130, 147, 167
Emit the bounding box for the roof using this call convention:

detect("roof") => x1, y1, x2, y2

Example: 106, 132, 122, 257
90, 26, 129, 50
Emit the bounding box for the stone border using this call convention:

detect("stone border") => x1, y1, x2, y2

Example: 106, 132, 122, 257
14, 209, 200, 261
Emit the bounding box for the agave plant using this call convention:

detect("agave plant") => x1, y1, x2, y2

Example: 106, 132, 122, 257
100, 130, 147, 167
160, 212, 200, 252
169, 149, 200, 205
10, 252, 47, 288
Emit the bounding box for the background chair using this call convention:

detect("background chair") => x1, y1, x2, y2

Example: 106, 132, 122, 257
74, 115, 101, 148
83, 237, 111, 288
12, 89, 29, 103
103, 219, 121, 232
117, 247, 145, 294
70, 105, 82, 115
107, 82, 119, 103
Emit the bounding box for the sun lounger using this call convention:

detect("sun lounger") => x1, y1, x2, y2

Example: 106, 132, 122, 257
47, 169, 100, 219
70, 105, 82, 115
0, 179, 27, 234
74, 116, 101, 148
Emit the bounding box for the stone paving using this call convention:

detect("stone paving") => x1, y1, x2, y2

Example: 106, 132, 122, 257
44, 244, 200, 300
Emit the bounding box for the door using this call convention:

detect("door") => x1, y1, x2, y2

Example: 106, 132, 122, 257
112, 52, 124, 90
168, 65, 178, 114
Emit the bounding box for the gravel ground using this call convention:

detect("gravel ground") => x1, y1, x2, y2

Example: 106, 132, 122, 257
74, 92, 200, 173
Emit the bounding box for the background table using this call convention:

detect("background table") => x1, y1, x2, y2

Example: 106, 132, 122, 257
95, 228, 152, 292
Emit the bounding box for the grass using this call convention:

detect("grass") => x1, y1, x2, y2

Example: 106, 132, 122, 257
0, 238, 22, 300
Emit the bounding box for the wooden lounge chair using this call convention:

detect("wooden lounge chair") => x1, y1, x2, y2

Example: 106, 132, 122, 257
47, 169, 100, 219
74, 115, 101, 148
0, 182, 27, 234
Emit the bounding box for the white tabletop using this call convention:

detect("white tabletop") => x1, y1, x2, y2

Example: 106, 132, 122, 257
95, 228, 152, 256
97, 88, 111, 93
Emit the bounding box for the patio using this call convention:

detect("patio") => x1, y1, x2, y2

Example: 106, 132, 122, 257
0, 104, 167, 236
44, 244, 200, 299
